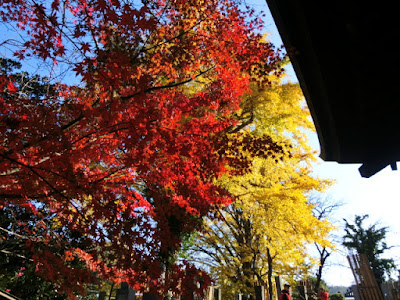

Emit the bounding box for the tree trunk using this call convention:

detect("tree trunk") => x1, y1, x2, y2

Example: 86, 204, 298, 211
313, 246, 330, 294
267, 248, 274, 300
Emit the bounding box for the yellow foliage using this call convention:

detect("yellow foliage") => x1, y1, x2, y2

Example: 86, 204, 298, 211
189, 71, 335, 297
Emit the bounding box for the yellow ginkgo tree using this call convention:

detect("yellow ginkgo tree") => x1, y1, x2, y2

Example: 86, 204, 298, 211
187, 75, 335, 299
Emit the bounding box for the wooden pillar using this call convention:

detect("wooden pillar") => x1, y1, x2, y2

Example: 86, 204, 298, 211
347, 254, 384, 300
296, 286, 307, 300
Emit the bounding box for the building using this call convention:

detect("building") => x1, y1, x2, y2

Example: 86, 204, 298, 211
266, 0, 400, 177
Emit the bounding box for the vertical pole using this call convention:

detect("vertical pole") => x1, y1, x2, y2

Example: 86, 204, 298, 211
296, 286, 307, 300
214, 288, 221, 300
274, 276, 282, 300
255, 286, 265, 300
98, 291, 106, 300
207, 286, 214, 300
235, 293, 242, 300
116, 282, 136, 300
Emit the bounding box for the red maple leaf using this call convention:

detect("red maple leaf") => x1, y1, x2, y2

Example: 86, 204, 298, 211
0, 0, 283, 297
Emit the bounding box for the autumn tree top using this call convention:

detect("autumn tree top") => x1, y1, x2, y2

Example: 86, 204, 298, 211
0, 0, 284, 298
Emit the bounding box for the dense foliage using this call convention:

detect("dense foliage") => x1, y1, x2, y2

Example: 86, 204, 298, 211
187, 76, 333, 299
343, 214, 396, 284
0, 58, 91, 298
0, 0, 283, 297
0, 203, 84, 300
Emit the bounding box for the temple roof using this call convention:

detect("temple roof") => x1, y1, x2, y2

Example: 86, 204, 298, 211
266, 0, 400, 177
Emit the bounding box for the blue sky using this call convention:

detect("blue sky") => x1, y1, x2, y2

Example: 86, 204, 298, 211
311, 157, 400, 286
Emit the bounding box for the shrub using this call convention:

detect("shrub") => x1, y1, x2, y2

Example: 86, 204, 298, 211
330, 292, 345, 300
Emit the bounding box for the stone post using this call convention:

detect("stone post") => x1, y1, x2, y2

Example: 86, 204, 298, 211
143, 292, 158, 300
98, 291, 106, 300
275, 276, 282, 299
214, 288, 221, 300
255, 286, 265, 300
116, 282, 136, 300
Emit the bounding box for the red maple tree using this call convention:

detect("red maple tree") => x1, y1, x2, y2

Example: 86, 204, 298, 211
0, 0, 283, 297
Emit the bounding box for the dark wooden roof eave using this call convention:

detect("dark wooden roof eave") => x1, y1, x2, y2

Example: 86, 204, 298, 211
265, 0, 400, 177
